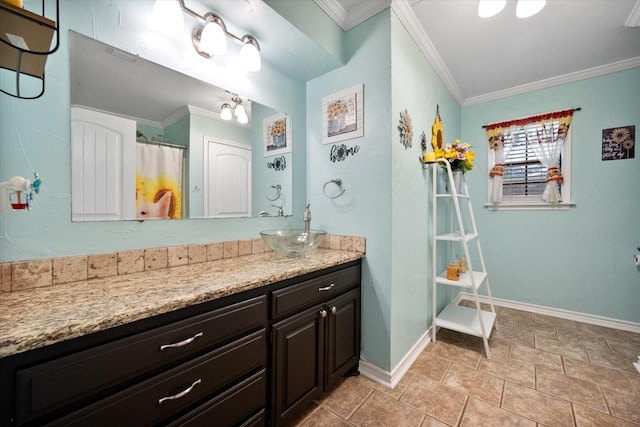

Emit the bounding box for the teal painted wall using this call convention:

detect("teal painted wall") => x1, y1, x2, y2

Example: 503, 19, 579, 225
307, 10, 393, 370
264, 0, 346, 64
0, 0, 307, 262
389, 12, 461, 368
462, 68, 640, 323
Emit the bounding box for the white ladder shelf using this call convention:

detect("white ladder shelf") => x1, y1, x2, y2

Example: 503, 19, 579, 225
431, 159, 496, 358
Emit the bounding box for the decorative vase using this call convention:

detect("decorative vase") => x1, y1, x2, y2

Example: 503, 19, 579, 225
445, 169, 464, 194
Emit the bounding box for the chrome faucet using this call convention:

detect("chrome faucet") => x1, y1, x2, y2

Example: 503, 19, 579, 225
303, 204, 311, 231
272, 204, 284, 217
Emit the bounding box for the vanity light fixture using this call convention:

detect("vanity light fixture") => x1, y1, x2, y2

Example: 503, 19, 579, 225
157, 0, 262, 71
478, 0, 546, 18
193, 13, 227, 57
220, 97, 248, 124
238, 35, 261, 72
152, 0, 184, 34
220, 103, 233, 120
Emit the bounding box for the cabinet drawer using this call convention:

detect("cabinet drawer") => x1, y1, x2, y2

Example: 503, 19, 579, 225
16, 295, 266, 425
271, 265, 360, 318
167, 370, 266, 427
45, 330, 267, 427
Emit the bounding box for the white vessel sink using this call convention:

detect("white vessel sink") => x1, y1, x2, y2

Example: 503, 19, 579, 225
260, 229, 327, 258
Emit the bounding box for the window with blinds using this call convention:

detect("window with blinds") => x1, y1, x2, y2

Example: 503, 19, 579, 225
502, 120, 564, 199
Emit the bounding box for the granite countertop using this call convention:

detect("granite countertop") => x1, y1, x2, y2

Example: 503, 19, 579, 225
0, 249, 363, 359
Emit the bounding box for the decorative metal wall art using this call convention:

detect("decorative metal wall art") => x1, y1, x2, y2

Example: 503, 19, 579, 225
329, 143, 360, 163
267, 155, 287, 170
398, 109, 413, 149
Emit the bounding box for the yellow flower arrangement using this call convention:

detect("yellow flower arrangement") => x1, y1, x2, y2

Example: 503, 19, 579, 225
327, 100, 348, 120
441, 139, 475, 173
270, 119, 286, 137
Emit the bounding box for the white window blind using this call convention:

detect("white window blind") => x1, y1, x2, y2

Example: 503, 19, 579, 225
502, 121, 563, 198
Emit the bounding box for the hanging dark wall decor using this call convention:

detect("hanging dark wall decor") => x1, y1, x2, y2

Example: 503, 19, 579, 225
329, 143, 360, 163
267, 155, 287, 171
602, 125, 635, 161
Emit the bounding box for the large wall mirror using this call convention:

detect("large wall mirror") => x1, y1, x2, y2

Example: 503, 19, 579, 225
69, 31, 292, 222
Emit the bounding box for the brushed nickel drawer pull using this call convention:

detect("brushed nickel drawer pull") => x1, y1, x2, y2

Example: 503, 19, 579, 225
318, 283, 335, 292
158, 379, 202, 404
160, 332, 204, 351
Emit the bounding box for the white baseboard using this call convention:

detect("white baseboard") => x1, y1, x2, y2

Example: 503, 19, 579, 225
457, 292, 640, 334
359, 294, 640, 388
359, 329, 431, 389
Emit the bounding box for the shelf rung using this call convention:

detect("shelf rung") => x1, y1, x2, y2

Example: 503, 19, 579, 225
435, 270, 487, 289
436, 193, 470, 199
435, 304, 496, 338
434, 232, 478, 242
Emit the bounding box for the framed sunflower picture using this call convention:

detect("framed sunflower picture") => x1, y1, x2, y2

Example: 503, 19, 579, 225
322, 84, 364, 144
264, 113, 292, 157
601, 125, 635, 161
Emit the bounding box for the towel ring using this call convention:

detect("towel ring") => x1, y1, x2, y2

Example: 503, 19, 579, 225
323, 179, 346, 199
265, 184, 281, 201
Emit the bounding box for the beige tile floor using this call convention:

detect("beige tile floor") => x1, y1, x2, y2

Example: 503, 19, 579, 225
289, 302, 640, 426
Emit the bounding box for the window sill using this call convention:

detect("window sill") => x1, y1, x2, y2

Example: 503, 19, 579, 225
484, 201, 576, 211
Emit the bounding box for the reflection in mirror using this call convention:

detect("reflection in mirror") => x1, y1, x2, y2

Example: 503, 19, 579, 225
69, 31, 292, 221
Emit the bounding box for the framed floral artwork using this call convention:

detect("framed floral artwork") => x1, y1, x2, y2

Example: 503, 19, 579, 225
322, 84, 364, 144
263, 113, 292, 157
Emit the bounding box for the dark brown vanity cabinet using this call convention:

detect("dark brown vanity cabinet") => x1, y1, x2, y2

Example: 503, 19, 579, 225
0, 260, 361, 427
0, 294, 269, 427
270, 265, 361, 426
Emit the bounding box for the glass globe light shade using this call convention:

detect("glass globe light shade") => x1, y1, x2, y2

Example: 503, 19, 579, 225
199, 16, 227, 55
238, 36, 261, 72
152, 0, 184, 34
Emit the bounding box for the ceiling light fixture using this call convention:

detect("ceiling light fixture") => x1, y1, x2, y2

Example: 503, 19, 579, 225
478, 0, 546, 18
478, 0, 506, 18
220, 97, 248, 124
156, 0, 261, 71
516, 0, 546, 18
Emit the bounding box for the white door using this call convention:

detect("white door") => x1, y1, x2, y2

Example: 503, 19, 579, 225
203, 138, 252, 218
71, 106, 136, 221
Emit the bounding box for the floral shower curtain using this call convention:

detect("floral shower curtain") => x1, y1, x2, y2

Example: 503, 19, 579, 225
136, 143, 183, 219
486, 109, 574, 204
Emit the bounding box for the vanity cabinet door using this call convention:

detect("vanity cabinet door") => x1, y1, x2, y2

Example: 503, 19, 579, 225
271, 304, 325, 426
325, 289, 361, 390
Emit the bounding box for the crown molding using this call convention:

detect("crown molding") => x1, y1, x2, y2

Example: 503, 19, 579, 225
463, 56, 640, 107
625, 0, 640, 26
314, 0, 391, 31
317, 0, 638, 107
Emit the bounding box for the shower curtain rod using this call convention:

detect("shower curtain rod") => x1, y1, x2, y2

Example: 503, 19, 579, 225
136, 131, 187, 150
